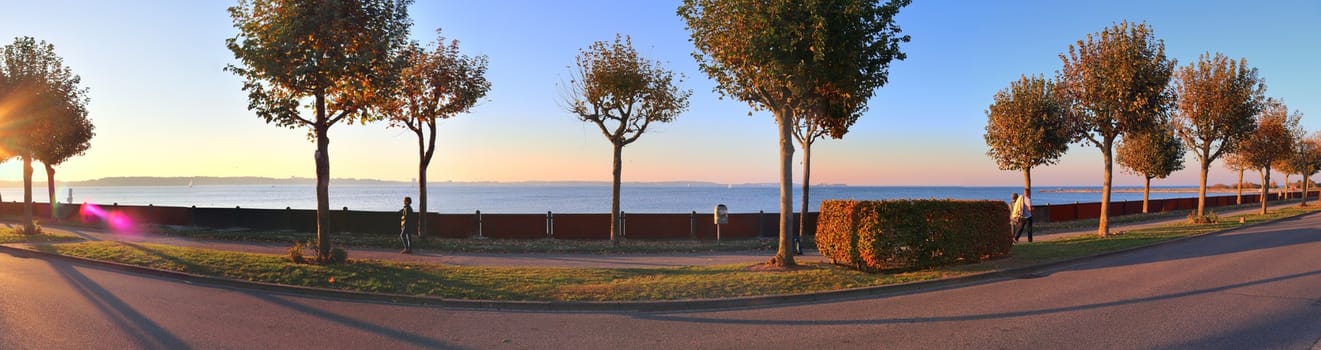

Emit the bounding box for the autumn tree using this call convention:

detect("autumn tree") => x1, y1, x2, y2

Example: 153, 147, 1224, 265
1116, 125, 1184, 213
564, 35, 691, 245
1238, 100, 1301, 215
1290, 133, 1321, 206
1171, 52, 1264, 218
793, 108, 830, 253
984, 75, 1071, 198
679, 0, 910, 266
380, 31, 491, 239
33, 83, 93, 219
1222, 152, 1251, 204
1058, 21, 1175, 237
0, 37, 88, 234
226, 0, 412, 260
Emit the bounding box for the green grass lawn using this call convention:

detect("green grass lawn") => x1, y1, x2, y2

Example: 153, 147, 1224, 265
0, 228, 83, 244
150, 226, 782, 253
24, 205, 1319, 302
40, 241, 948, 301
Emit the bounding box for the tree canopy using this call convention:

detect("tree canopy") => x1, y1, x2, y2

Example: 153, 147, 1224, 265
679, 0, 910, 266
1116, 124, 1184, 212
0, 36, 91, 233
984, 75, 1072, 196
1057, 21, 1175, 236
226, 0, 413, 260
1171, 52, 1265, 217
1238, 99, 1302, 214
564, 34, 690, 244
379, 29, 491, 238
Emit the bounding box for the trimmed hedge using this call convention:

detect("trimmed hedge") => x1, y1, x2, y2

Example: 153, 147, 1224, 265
816, 199, 1012, 271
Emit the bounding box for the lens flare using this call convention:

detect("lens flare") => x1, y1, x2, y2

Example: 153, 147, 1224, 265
79, 203, 136, 233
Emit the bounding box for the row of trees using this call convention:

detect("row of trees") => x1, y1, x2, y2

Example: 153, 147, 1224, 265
0, 37, 95, 234
985, 21, 1313, 237
227, 0, 490, 261
227, 0, 913, 267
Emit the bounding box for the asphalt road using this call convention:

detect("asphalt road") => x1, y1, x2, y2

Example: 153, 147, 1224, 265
2, 213, 1320, 349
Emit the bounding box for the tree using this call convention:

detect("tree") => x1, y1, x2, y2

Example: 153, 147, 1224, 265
0, 37, 88, 234
984, 75, 1071, 198
226, 0, 412, 260
679, 0, 910, 266
1238, 100, 1301, 215
1222, 152, 1251, 204
1058, 21, 1175, 237
1273, 158, 1296, 199
564, 35, 691, 245
792, 105, 830, 252
33, 84, 93, 219
1291, 133, 1321, 206
380, 31, 491, 239
1171, 52, 1264, 218
1116, 125, 1184, 213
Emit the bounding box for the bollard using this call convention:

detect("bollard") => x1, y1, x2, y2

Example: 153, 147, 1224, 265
546, 211, 554, 238
689, 210, 696, 240
621, 211, 627, 238
476, 210, 483, 238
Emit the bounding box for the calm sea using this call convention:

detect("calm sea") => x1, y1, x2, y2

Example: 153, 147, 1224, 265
0, 184, 1222, 213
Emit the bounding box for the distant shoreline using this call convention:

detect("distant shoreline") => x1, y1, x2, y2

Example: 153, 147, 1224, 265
1044, 188, 1266, 194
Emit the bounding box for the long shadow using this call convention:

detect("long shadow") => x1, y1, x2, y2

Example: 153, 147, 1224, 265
239, 290, 460, 349
633, 268, 1321, 326
49, 261, 190, 349
1057, 213, 1321, 273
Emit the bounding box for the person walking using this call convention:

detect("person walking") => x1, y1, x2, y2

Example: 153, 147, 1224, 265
1013, 193, 1034, 242
1009, 193, 1022, 243
400, 196, 416, 254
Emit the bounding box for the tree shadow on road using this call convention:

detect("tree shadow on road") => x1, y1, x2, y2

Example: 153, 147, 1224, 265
1057, 214, 1321, 273
632, 268, 1320, 326
238, 291, 460, 349
48, 261, 190, 349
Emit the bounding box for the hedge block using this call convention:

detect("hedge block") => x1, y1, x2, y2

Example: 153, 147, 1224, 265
816, 199, 1011, 271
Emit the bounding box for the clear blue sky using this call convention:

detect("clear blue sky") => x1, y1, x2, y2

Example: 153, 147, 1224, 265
0, 0, 1316, 187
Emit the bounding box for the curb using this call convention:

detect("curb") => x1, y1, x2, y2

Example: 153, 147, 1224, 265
1, 210, 1309, 313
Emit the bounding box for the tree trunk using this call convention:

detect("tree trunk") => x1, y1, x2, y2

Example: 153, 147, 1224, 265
1282, 174, 1291, 199
773, 110, 796, 266
416, 121, 437, 239
1023, 167, 1032, 198
798, 138, 812, 247
1098, 146, 1113, 237
45, 163, 56, 220
1260, 168, 1270, 215
22, 156, 34, 234
1235, 169, 1243, 205
1197, 162, 1209, 217
1303, 174, 1311, 206
1142, 176, 1151, 214
314, 94, 331, 261
609, 142, 624, 245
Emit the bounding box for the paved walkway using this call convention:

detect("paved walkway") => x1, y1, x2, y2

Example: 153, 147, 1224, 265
0, 200, 1297, 269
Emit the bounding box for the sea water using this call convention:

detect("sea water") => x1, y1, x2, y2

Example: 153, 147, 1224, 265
0, 184, 1222, 213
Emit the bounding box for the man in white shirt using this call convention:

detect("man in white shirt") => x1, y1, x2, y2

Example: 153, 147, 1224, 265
1013, 193, 1034, 242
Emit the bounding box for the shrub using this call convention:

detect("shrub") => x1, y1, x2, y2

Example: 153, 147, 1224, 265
817, 199, 1012, 271
327, 247, 348, 264
1187, 210, 1219, 224
287, 240, 308, 264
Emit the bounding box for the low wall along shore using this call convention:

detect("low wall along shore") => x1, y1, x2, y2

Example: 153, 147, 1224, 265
1, 190, 1312, 240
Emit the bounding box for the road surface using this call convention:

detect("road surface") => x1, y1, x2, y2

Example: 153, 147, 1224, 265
2, 213, 1319, 349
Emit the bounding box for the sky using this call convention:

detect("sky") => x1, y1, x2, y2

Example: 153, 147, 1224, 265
0, 0, 1317, 187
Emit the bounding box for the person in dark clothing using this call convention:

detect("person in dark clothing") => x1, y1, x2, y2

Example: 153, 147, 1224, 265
400, 196, 416, 254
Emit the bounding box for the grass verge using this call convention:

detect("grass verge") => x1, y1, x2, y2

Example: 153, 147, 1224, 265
149, 227, 783, 254
38, 241, 943, 301
25, 205, 1318, 302
0, 228, 82, 244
